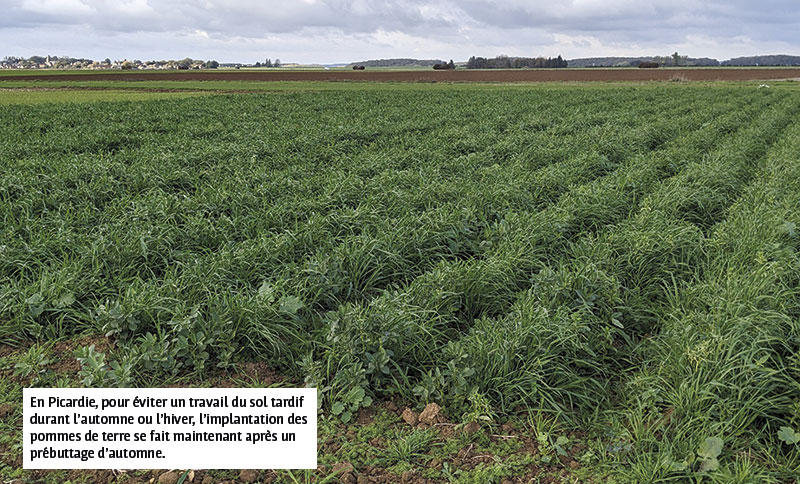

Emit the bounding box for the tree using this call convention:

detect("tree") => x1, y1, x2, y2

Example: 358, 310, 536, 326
448, 59, 455, 69
467, 54, 567, 69
264, 58, 273, 67
205, 60, 219, 69
273, 58, 281, 68
672, 52, 681, 66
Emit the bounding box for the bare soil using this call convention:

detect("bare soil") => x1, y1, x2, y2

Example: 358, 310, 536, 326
7, 68, 800, 83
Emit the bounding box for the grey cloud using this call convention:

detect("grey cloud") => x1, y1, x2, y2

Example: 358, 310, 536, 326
1, 0, 798, 62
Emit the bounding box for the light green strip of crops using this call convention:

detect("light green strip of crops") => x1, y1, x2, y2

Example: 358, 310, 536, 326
0, 79, 653, 92
3, 79, 798, 93
0, 89, 212, 105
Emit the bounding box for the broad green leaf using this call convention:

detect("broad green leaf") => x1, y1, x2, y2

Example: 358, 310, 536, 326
55, 292, 75, 308
780, 221, 796, 237
26, 293, 45, 318
670, 460, 688, 472
778, 426, 800, 445
698, 437, 724, 460
698, 457, 719, 473
257, 281, 275, 303
331, 402, 344, 415
278, 296, 304, 315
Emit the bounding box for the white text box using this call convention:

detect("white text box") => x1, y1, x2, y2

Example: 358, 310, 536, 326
23, 388, 317, 469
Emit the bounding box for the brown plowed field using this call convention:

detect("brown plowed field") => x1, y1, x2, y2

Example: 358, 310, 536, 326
8, 68, 800, 83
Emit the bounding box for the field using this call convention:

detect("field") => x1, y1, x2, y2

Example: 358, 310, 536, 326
0, 88, 210, 105
2, 81, 800, 483
2, 67, 800, 83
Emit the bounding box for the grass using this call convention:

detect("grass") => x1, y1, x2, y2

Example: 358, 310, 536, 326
1, 81, 799, 483
2, 78, 800, 97
0, 88, 210, 105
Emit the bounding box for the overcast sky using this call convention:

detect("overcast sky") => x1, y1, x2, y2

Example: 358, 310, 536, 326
2, 0, 798, 63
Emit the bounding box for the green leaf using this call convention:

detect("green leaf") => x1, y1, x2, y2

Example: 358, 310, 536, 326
55, 292, 75, 308
341, 411, 352, 423
780, 221, 796, 237
176, 469, 191, 484
257, 281, 275, 303
670, 460, 688, 472
26, 293, 45, 318
278, 296, 304, 315
331, 402, 344, 415
698, 437, 724, 460
698, 457, 719, 473
778, 426, 800, 445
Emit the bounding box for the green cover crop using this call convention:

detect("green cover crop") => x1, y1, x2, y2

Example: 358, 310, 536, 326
2, 84, 799, 481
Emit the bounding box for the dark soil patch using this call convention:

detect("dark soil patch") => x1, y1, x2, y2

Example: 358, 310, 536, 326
0, 344, 18, 358
7, 68, 800, 83
49, 335, 114, 375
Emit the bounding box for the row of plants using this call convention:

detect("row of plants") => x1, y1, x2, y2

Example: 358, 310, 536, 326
2, 84, 799, 480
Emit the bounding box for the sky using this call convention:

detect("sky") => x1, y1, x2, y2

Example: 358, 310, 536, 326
1, 0, 798, 64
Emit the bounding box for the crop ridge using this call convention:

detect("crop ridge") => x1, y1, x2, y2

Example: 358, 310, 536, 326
617, 118, 800, 482
425, 92, 798, 417
285, 92, 711, 313
309, 90, 780, 417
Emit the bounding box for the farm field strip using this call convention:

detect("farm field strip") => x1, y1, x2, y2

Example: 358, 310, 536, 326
272, 93, 715, 311
620, 119, 800, 481
491, 92, 799, 335
203, 91, 754, 360
3, 84, 800, 482
457, 94, 800, 412
4, 78, 800, 104
1, 89, 707, 319
340, 93, 780, 320
309, 91, 789, 407
0, 89, 777, 350
0, 88, 211, 105
4, 67, 800, 83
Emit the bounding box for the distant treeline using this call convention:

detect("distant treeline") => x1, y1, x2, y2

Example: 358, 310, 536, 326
569, 55, 800, 67
568, 56, 719, 67
466, 55, 567, 69
347, 58, 444, 68
721, 55, 800, 66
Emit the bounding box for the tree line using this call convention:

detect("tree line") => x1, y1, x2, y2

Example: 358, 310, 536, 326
255, 58, 281, 68
466, 55, 567, 69
721, 55, 800, 66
